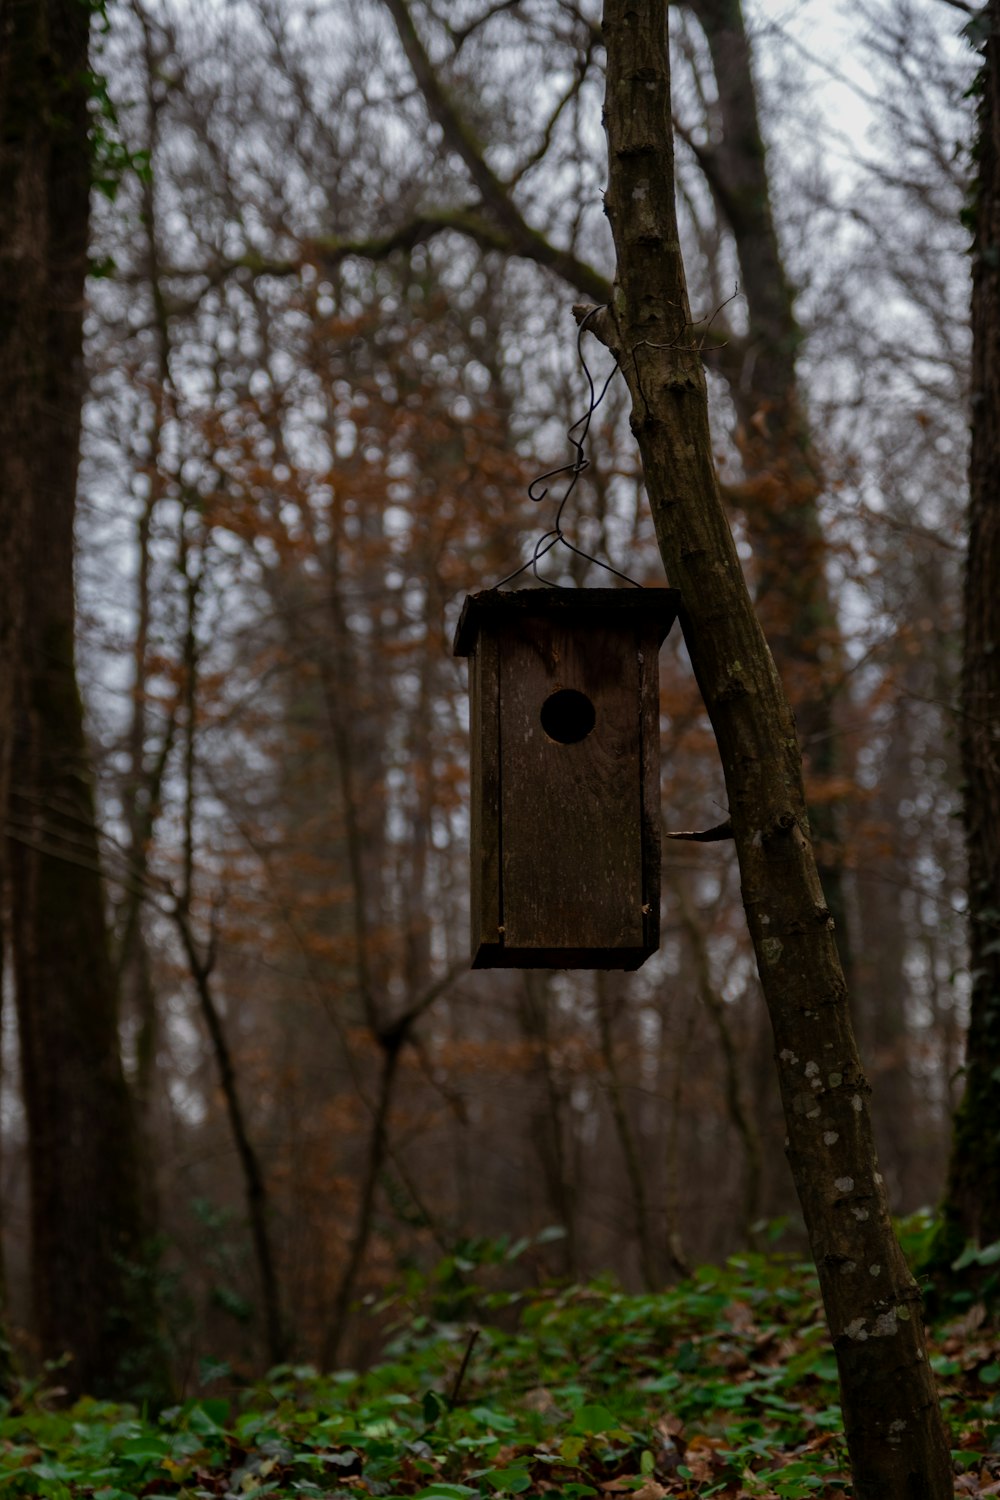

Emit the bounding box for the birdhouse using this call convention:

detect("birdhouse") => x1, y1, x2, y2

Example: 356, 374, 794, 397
453, 587, 681, 970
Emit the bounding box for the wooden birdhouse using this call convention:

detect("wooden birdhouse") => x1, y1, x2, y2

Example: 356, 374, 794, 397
453, 587, 681, 970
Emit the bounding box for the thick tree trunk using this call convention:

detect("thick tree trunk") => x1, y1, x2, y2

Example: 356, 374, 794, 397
1, 0, 164, 1400
0, 0, 39, 874
595, 4, 951, 1495
937, 1, 1000, 1262
0, 0, 48, 1391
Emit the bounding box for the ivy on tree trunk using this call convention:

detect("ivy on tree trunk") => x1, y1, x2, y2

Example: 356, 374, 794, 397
593, 3, 951, 1495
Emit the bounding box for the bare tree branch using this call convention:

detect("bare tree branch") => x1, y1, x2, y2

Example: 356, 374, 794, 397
664, 819, 734, 842
379, 0, 611, 302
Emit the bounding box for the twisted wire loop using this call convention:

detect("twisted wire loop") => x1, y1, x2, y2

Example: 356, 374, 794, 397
493, 306, 643, 590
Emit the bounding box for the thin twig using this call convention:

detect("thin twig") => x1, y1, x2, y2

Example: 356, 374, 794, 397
449, 1326, 481, 1405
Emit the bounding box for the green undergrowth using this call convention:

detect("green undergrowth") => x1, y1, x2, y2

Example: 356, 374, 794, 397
2, 1236, 998, 1500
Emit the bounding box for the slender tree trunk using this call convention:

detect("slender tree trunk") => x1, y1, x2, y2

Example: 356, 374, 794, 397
936, 2, 1000, 1265
174, 910, 289, 1368
674, 883, 762, 1241
655, 986, 694, 1274
594, 5, 951, 1494
322, 960, 462, 1368
172, 532, 289, 1369
595, 974, 660, 1289
685, 0, 856, 994
323, 1040, 402, 1368
516, 974, 580, 1278
115, 13, 176, 1149
852, 710, 922, 1206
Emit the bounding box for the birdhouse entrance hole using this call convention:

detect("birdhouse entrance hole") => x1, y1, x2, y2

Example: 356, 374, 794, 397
541, 688, 596, 744
454, 587, 681, 970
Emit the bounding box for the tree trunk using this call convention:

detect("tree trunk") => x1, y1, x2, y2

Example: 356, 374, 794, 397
595, 974, 661, 1289
174, 909, 290, 1369
674, 881, 762, 1241
684, 0, 855, 992
595, 4, 951, 1494
1, 0, 165, 1400
0, 0, 48, 1394
936, 1, 1000, 1264
516, 974, 580, 1279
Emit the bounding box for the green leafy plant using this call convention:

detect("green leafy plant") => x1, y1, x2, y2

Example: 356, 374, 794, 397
0, 1234, 996, 1498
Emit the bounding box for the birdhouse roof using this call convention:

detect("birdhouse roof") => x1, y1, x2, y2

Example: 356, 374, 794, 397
453, 587, 681, 658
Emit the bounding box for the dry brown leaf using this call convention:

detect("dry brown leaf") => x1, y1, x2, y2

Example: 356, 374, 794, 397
725, 1300, 756, 1335
943, 1302, 989, 1340
631, 1482, 667, 1500
687, 1461, 714, 1483
522, 1387, 563, 1417
685, 1434, 726, 1451
683, 1450, 718, 1484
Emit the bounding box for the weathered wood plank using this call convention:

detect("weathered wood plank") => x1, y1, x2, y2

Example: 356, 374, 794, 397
638, 622, 663, 955
469, 629, 501, 958
500, 617, 642, 950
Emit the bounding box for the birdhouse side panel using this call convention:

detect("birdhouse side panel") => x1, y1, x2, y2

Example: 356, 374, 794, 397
639, 626, 664, 954
499, 620, 644, 954
468, 629, 502, 958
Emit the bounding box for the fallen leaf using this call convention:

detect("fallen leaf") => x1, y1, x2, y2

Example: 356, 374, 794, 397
523, 1387, 563, 1417
725, 1301, 756, 1335
631, 1482, 667, 1500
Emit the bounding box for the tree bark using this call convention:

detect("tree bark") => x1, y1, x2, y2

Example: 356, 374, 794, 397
936, 1, 1000, 1264
595, 4, 951, 1494
1, 0, 164, 1400
0, 0, 38, 894
0, 0, 47, 1393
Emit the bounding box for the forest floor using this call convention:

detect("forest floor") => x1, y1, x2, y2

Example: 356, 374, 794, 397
2, 1227, 998, 1500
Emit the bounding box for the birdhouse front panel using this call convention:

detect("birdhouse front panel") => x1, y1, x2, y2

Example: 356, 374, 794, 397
499, 615, 643, 953
454, 588, 680, 971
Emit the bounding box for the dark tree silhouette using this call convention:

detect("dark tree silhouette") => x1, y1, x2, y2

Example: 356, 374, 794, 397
0, 0, 164, 1399
937, 0, 1000, 1268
